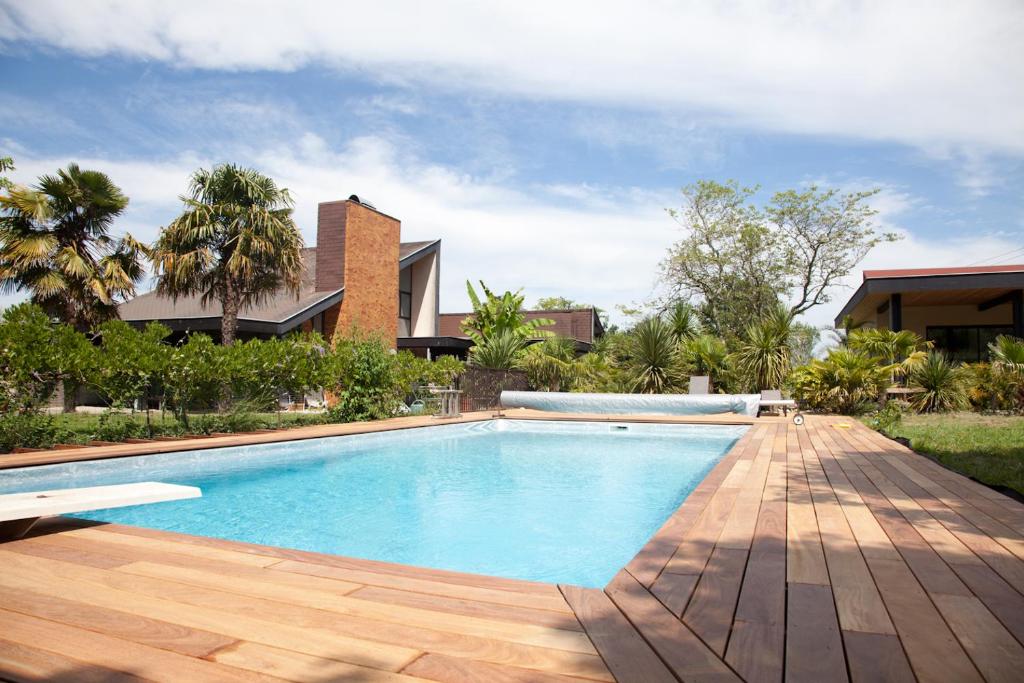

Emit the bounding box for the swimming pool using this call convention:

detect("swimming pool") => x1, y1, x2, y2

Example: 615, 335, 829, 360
0, 420, 745, 587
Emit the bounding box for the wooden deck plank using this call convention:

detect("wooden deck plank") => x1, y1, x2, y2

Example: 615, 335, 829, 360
0, 636, 147, 683
209, 641, 430, 683
270, 558, 574, 613
605, 571, 741, 682
0, 609, 281, 682
402, 652, 594, 682
682, 546, 749, 655
841, 631, 914, 683
931, 593, 1024, 683
785, 430, 830, 586
784, 583, 847, 683
0, 548, 611, 681
559, 584, 677, 683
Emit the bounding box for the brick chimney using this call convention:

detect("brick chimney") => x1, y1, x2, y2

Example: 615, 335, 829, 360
315, 198, 400, 346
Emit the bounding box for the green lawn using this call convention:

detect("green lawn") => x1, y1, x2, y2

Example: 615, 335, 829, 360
869, 413, 1024, 497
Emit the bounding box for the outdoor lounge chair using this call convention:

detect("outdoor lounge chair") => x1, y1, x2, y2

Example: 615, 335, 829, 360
759, 389, 802, 424
0, 482, 201, 541
688, 376, 711, 395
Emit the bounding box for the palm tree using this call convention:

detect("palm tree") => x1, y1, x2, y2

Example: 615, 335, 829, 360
667, 301, 700, 341
152, 164, 303, 346
0, 163, 147, 332
847, 328, 929, 380
461, 280, 554, 346
909, 351, 968, 413
681, 333, 730, 390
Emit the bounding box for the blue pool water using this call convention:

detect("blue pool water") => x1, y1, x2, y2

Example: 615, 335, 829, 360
0, 420, 744, 587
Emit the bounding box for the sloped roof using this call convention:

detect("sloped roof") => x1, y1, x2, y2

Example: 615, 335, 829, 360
120, 240, 438, 330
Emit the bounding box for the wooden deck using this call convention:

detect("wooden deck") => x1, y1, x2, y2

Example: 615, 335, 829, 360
2, 415, 1024, 681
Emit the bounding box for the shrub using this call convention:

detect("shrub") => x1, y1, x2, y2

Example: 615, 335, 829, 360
790, 348, 890, 414
468, 330, 525, 370
91, 320, 170, 410
164, 333, 226, 423
731, 305, 792, 392
629, 317, 685, 393
518, 336, 578, 391
0, 412, 70, 452
909, 351, 969, 413
326, 336, 404, 422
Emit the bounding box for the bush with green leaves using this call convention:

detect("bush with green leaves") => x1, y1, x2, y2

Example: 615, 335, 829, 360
909, 351, 969, 413
163, 333, 227, 423
468, 330, 526, 370
629, 317, 685, 393
0, 412, 72, 452
326, 335, 404, 422
91, 320, 170, 410
518, 336, 578, 392
790, 348, 891, 414
730, 305, 792, 392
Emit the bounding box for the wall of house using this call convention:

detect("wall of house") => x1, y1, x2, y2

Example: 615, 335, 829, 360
875, 301, 1014, 336
409, 251, 439, 337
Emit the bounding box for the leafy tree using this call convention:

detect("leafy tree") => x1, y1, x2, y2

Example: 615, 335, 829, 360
152, 164, 304, 346
0, 156, 14, 191
628, 317, 685, 393
91, 320, 170, 412
0, 163, 148, 332
461, 280, 554, 346
788, 322, 821, 368
680, 333, 730, 387
326, 335, 404, 422
663, 180, 896, 339
163, 333, 226, 425
535, 296, 578, 310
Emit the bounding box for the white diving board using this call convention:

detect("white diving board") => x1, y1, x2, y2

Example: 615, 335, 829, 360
0, 482, 201, 541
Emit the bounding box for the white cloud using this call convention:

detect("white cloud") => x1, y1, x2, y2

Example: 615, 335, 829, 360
1, 1, 1021, 155
7, 135, 1022, 329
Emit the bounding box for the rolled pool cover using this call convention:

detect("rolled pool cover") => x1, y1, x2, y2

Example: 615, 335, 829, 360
499, 391, 761, 416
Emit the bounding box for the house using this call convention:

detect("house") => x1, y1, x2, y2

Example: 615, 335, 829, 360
834, 265, 1024, 361
120, 196, 441, 347
435, 308, 606, 355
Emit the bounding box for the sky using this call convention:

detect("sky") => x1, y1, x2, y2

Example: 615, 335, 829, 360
1, 1, 1022, 330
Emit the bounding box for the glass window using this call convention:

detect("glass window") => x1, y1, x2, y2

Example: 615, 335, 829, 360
926, 325, 1014, 362
399, 292, 412, 319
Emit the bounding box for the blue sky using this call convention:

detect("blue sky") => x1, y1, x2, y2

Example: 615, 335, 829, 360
1, 1, 1022, 328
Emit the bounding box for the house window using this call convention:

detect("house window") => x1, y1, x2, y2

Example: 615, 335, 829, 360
398, 267, 412, 336
926, 325, 1014, 362
312, 312, 324, 335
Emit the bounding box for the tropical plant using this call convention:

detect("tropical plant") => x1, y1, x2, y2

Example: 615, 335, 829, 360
0, 163, 148, 332
680, 333, 729, 387
908, 351, 969, 413
790, 348, 891, 414
461, 280, 554, 346
629, 317, 685, 393
468, 330, 526, 370
152, 164, 304, 346
0, 156, 14, 191
518, 336, 578, 391
847, 328, 929, 380
731, 305, 792, 391
667, 301, 700, 341
962, 362, 1020, 412
987, 335, 1024, 410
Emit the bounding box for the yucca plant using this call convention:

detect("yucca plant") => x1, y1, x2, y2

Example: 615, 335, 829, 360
909, 351, 969, 413
468, 330, 525, 370
731, 305, 792, 391
667, 301, 700, 341
629, 317, 685, 393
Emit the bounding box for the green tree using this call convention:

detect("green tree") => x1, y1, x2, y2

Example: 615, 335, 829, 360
326, 335, 403, 422
152, 164, 304, 346
518, 336, 579, 391
535, 296, 578, 310
0, 163, 148, 332
663, 180, 896, 339
461, 281, 554, 346
163, 334, 226, 425
91, 320, 170, 411
0, 156, 14, 191
788, 322, 821, 368
680, 333, 730, 387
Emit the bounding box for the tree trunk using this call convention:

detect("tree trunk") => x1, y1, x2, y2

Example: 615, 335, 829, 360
221, 288, 239, 347
62, 379, 77, 414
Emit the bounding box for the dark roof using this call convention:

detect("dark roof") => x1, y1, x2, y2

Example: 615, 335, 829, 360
439, 308, 604, 344
120, 240, 438, 333
835, 264, 1024, 326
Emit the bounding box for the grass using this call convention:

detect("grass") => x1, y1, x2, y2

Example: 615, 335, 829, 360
869, 412, 1024, 497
